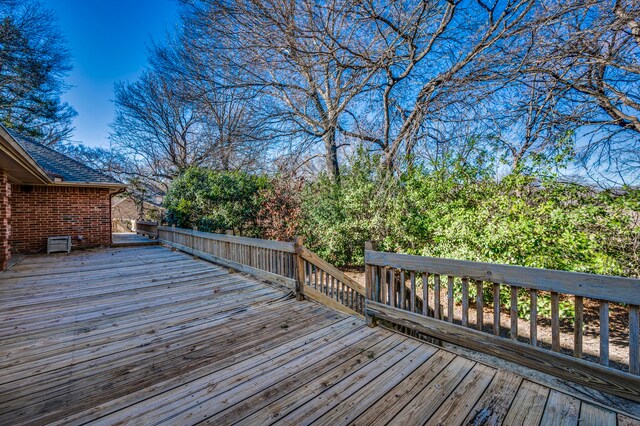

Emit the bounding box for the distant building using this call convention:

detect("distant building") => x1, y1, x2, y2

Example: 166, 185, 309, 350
0, 125, 126, 270
111, 195, 164, 232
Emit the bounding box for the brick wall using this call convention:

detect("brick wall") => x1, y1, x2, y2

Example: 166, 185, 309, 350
0, 170, 10, 270
10, 185, 112, 253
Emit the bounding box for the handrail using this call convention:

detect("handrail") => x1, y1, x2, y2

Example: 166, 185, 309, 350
364, 248, 640, 402
365, 250, 640, 305
156, 226, 363, 316
299, 246, 365, 295
296, 243, 365, 317
158, 226, 295, 253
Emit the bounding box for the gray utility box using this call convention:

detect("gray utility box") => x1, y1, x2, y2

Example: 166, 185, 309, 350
47, 236, 72, 254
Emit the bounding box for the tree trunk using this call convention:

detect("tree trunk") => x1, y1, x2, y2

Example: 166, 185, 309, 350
323, 129, 340, 182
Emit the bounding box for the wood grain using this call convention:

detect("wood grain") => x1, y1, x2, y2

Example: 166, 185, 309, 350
365, 300, 640, 402
365, 250, 640, 305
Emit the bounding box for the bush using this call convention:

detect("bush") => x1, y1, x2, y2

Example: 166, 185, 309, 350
163, 167, 269, 236
297, 148, 640, 279
299, 149, 402, 265
256, 174, 304, 241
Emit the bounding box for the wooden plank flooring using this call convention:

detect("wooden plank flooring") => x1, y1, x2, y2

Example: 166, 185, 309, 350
0, 246, 637, 426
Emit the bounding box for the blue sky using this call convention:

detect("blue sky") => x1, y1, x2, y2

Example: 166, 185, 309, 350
41, 0, 179, 147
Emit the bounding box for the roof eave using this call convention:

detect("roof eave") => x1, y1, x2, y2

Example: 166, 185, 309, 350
0, 126, 53, 184
52, 181, 128, 190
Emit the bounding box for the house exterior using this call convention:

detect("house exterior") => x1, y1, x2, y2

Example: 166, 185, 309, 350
112, 195, 164, 233
0, 125, 126, 270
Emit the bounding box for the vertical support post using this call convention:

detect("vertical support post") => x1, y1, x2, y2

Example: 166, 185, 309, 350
630, 305, 639, 375
364, 241, 376, 327
225, 230, 233, 263
294, 236, 305, 301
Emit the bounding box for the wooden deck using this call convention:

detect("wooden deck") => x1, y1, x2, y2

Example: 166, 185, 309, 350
0, 246, 637, 425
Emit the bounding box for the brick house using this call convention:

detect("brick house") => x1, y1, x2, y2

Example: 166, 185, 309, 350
0, 125, 126, 270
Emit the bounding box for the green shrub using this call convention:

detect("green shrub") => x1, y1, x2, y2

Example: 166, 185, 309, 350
163, 167, 269, 236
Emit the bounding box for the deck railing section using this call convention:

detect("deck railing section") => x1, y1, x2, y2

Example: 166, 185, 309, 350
295, 238, 365, 316
158, 226, 297, 289
364, 248, 640, 402
135, 220, 158, 238
157, 226, 365, 316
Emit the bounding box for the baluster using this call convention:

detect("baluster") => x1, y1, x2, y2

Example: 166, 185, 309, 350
475, 280, 483, 330
381, 267, 388, 305
390, 269, 397, 308
314, 266, 318, 289
350, 287, 355, 310
325, 273, 330, 297
280, 251, 284, 275
530, 289, 537, 346
510, 286, 518, 340
599, 300, 609, 366
574, 296, 583, 358
410, 271, 416, 313
551, 292, 560, 352
343, 286, 347, 307
462, 278, 469, 326
422, 272, 428, 317
332, 277, 336, 300
374, 266, 381, 303
493, 283, 500, 336
630, 305, 639, 375
434, 274, 441, 320
399, 270, 405, 310
447, 276, 454, 322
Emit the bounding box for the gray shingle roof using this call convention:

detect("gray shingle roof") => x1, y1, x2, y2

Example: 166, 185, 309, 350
8, 131, 122, 185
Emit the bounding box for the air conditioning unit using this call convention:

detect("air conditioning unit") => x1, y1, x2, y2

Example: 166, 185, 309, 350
47, 236, 72, 254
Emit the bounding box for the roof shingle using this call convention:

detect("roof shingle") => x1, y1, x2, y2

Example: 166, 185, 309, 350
8, 131, 122, 185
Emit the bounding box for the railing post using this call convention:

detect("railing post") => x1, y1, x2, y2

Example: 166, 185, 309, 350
294, 236, 305, 301
225, 230, 233, 261
365, 241, 377, 327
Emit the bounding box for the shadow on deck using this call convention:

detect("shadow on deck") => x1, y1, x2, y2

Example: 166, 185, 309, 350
0, 245, 637, 425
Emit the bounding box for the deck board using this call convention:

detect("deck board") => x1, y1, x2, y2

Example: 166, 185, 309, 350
0, 245, 638, 425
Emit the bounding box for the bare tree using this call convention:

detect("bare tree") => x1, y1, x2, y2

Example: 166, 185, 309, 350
111, 69, 211, 186
184, 0, 383, 181
151, 40, 272, 172
521, 0, 640, 181
336, 0, 537, 170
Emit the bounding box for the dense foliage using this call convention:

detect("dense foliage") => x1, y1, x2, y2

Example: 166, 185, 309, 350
164, 152, 639, 319
299, 150, 640, 279
164, 152, 640, 280
163, 167, 269, 237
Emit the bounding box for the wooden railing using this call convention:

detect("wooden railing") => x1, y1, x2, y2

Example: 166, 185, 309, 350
135, 220, 158, 238
157, 226, 365, 316
295, 239, 365, 316
364, 247, 640, 402
158, 226, 297, 289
